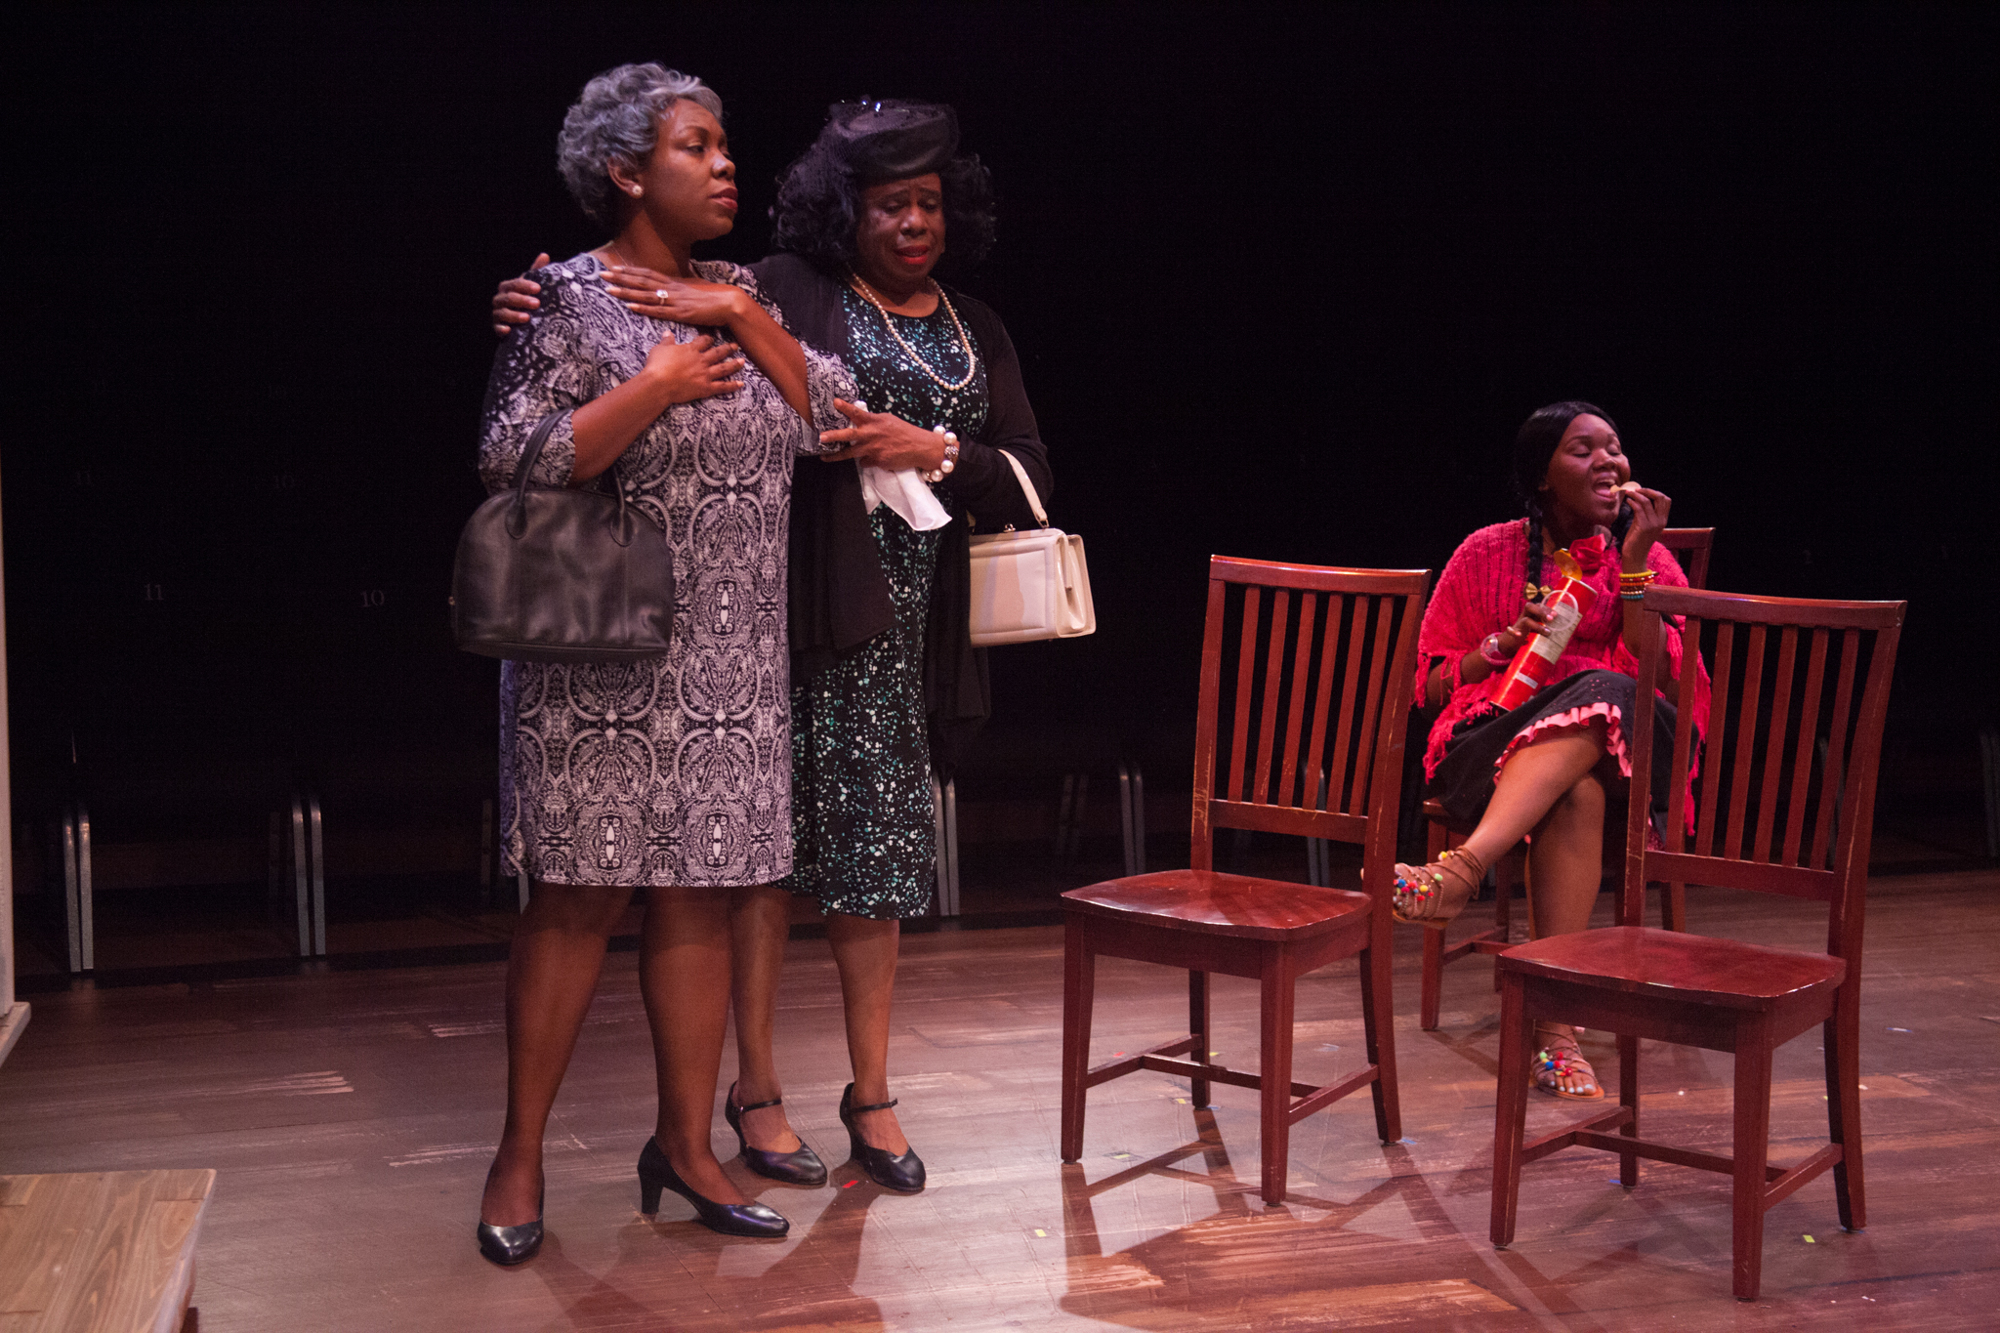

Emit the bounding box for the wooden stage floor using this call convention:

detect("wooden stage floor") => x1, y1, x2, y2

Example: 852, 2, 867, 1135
1, 872, 1995, 1330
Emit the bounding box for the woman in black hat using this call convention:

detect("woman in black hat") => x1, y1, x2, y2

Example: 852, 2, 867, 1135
494, 100, 1051, 1193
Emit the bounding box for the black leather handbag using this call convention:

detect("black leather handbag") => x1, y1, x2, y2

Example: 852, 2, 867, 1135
451, 413, 677, 663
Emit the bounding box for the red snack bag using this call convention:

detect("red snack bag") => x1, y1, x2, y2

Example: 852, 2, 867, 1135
1488, 545, 1601, 710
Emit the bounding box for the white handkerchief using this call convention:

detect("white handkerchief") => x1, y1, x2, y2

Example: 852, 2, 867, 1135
858, 461, 951, 532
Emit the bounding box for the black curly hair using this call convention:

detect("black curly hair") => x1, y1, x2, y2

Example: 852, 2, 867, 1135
770, 135, 997, 279
1511, 400, 1633, 597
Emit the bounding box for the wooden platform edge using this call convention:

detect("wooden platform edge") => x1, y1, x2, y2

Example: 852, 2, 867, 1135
147, 1168, 217, 1333
0, 1168, 215, 1333
0, 1003, 27, 1068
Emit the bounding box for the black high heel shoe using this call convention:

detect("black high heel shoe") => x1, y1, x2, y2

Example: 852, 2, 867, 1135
637, 1137, 789, 1238
839, 1083, 926, 1193
726, 1082, 828, 1187
476, 1176, 544, 1267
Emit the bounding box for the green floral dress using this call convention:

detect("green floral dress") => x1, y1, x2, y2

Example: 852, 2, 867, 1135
776, 289, 988, 918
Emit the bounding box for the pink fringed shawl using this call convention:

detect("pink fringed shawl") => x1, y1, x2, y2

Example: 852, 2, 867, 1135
1417, 521, 1711, 801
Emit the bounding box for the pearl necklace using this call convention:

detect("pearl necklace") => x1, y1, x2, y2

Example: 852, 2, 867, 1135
849, 274, 979, 391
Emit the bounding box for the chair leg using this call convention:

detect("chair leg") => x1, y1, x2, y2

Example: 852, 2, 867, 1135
1257, 946, 1297, 1206
1357, 935, 1400, 1143
1189, 970, 1213, 1109
1490, 971, 1532, 1248
1060, 917, 1096, 1163
1731, 1016, 1776, 1301
1496, 850, 1528, 991
1665, 880, 1687, 932
1826, 999, 1866, 1232
1419, 927, 1445, 1031
1617, 1032, 1640, 1188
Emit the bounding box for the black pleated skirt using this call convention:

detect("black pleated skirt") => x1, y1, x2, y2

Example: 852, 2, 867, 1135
1426, 669, 1678, 831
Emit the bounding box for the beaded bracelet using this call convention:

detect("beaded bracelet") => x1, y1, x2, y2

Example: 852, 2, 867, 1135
922, 426, 960, 484
1619, 568, 1656, 602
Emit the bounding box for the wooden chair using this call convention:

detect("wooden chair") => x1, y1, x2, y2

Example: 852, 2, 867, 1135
1414, 526, 1717, 1030
1060, 558, 1429, 1204
1490, 587, 1904, 1300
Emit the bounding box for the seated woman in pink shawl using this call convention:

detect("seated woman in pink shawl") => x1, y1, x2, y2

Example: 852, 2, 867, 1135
1393, 401, 1709, 1100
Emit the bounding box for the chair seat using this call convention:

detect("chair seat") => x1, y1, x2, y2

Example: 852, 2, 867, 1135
1498, 925, 1846, 1009
1063, 869, 1370, 940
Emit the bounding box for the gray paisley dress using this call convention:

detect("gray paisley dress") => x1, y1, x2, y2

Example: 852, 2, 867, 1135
478, 254, 851, 887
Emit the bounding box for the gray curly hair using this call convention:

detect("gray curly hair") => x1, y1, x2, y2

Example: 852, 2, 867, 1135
556, 63, 725, 229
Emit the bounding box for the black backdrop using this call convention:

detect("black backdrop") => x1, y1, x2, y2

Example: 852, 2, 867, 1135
3, 4, 1992, 836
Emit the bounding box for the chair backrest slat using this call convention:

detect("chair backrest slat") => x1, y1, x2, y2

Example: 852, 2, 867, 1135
1661, 612, 1702, 856
1195, 558, 1430, 886
1324, 596, 1368, 813
1781, 628, 1830, 866
1695, 619, 1734, 856
1809, 628, 1862, 869
1228, 586, 1261, 803
1721, 624, 1768, 859
1347, 596, 1393, 815
1252, 589, 1292, 804
1276, 593, 1317, 809
1750, 627, 1799, 863
1301, 595, 1346, 812
1627, 585, 1903, 964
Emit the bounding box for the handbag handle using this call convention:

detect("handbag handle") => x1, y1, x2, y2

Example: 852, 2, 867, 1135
995, 449, 1050, 530
507, 411, 633, 546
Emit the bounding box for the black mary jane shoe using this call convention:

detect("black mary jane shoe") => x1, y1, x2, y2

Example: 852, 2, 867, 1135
726, 1082, 829, 1187
637, 1137, 789, 1239
839, 1083, 926, 1193
475, 1188, 544, 1267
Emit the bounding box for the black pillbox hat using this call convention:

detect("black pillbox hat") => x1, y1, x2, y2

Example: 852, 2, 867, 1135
823, 100, 960, 182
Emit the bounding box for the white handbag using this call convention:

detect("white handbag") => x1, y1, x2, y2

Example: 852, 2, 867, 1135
967, 450, 1096, 646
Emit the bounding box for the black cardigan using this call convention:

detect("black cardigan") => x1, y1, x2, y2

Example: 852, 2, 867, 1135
751, 252, 1054, 778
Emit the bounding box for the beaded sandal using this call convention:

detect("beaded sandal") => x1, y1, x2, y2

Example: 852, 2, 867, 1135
1531, 1024, 1605, 1100
1391, 845, 1487, 929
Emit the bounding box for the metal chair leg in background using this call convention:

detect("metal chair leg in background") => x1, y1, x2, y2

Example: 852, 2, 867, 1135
1979, 725, 1998, 860
1304, 771, 1330, 887
1305, 834, 1330, 888
62, 803, 93, 973
308, 792, 326, 955
932, 775, 960, 917
289, 790, 327, 957
1055, 772, 1089, 860
1117, 761, 1146, 876
479, 797, 496, 902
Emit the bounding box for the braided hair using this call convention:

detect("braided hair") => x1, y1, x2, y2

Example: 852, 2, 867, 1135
1510, 400, 1630, 599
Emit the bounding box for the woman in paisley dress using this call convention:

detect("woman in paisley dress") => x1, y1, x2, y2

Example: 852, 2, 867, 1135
475, 64, 849, 1263
494, 102, 1051, 1193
